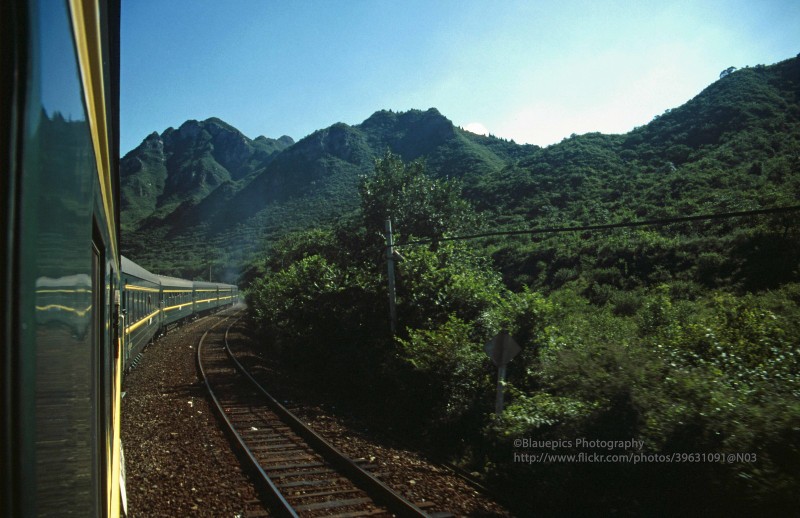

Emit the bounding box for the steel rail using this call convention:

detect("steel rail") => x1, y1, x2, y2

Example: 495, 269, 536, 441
222, 317, 431, 518
196, 309, 299, 517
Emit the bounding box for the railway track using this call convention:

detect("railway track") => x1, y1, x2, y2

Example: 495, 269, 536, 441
197, 311, 452, 517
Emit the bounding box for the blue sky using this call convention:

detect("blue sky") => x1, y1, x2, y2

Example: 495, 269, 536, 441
120, 0, 800, 155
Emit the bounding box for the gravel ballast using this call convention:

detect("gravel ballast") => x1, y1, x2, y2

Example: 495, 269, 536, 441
122, 309, 512, 517
121, 312, 267, 517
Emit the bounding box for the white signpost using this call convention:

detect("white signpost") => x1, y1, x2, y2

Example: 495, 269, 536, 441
484, 330, 521, 416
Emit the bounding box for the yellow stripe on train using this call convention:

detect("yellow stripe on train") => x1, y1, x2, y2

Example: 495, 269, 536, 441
125, 310, 160, 333
124, 285, 160, 293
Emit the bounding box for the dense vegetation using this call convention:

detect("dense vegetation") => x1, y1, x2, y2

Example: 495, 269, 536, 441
248, 152, 798, 515
125, 56, 800, 513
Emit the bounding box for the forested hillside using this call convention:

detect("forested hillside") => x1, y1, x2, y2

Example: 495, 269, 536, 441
121, 58, 799, 287
121, 108, 533, 279
241, 57, 800, 515
471, 57, 800, 293
120, 117, 294, 231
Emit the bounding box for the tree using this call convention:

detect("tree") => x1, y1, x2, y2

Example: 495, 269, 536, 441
358, 151, 478, 241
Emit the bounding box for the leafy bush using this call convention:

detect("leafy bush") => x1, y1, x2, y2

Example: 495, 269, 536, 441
485, 287, 800, 514
395, 316, 490, 421
359, 150, 478, 240
394, 242, 505, 334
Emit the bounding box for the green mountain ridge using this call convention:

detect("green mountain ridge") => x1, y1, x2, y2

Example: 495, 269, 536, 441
120, 117, 295, 231
120, 56, 800, 281
122, 107, 529, 276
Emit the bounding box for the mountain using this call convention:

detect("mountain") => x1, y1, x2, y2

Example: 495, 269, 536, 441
120, 56, 800, 282
119, 117, 294, 231
469, 57, 800, 291
120, 108, 535, 278
472, 57, 800, 223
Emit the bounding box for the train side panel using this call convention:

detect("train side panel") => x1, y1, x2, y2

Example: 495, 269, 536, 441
1, 0, 122, 516
218, 283, 238, 306
158, 274, 194, 326
193, 280, 221, 313
121, 256, 161, 368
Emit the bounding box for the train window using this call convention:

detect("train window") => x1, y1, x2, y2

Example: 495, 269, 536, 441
92, 232, 108, 514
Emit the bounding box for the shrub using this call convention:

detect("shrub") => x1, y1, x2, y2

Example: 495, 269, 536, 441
396, 316, 490, 421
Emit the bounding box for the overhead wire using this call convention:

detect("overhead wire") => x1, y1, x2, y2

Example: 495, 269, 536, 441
394, 204, 800, 247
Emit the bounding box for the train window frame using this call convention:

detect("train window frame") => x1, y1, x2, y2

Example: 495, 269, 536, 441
91, 222, 109, 516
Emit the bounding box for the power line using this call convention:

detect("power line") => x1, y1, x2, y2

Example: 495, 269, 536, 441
395, 204, 800, 247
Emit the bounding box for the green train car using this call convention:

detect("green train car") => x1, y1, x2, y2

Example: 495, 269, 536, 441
1, 0, 124, 515
157, 274, 195, 327
120, 255, 238, 369
120, 256, 161, 365
2, 1, 239, 515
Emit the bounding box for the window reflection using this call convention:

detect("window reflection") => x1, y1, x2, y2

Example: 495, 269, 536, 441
23, 0, 99, 514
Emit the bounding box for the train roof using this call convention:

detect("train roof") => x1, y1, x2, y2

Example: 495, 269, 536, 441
156, 274, 193, 289
121, 256, 237, 290
193, 280, 222, 290
121, 255, 161, 285
195, 282, 237, 290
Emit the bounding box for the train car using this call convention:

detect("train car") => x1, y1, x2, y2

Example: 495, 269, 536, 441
158, 274, 194, 327
219, 283, 239, 307
120, 258, 239, 371
121, 256, 162, 367
1, 0, 124, 516
193, 280, 223, 314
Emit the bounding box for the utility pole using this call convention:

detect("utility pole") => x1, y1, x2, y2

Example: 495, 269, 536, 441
385, 218, 397, 335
